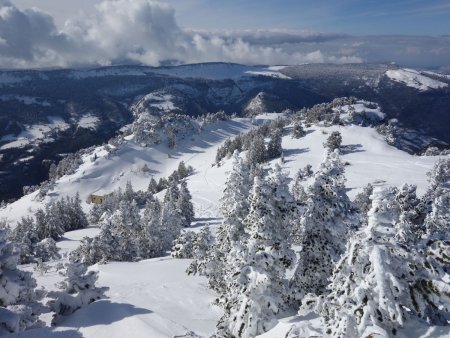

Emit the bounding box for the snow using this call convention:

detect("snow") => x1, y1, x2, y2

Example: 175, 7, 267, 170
422, 70, 450, 80
76, 115, 100, 130
244, 70, 291, 79
0, 117, 70, 150
385, 68, 448, 91
1, 112, 449, 337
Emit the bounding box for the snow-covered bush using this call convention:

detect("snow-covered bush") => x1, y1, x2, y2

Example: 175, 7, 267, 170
48, 262, 108, 325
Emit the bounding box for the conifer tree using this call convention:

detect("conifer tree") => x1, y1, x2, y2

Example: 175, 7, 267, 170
47, 262, 108, 325
290, 150, 356, 303
0, 228, 42, 334
178, 180, 195, 228
323, 131, 342, 152
218, 177, 295, 338
266, 128, 282, 159
321, 188, 449, 338
187, 226, 214, 276
204, 152, 251, 294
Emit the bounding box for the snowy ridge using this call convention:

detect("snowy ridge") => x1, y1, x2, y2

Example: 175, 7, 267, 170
385, 68, 448, 91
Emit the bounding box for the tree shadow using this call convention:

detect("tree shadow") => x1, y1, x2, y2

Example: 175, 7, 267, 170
57, 300, 152, 328
283, 148, 309, 163
341, 144, 364, 154
5, 328, 84, 337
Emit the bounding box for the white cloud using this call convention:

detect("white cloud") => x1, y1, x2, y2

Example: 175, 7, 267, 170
0, 0, 449, 69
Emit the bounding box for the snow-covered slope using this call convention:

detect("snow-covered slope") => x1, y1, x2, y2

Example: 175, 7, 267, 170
1, 114, 447, 225
2, 109, 450, 338
385, 68, 448, 91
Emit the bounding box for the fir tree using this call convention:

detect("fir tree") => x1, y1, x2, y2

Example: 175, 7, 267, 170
187, 226, 214, 276
292, 121, 306, 138
290, 150, 356, 303
178, 180, 195, 228
218, 177, 295, 338
321, 188, 449, 338
203, 152, 251, 294
323, 131, 342, 152
171, 231, 196, 259
0, 228, 42, 334
266, 128, 282, 159
47, 262, 108, 325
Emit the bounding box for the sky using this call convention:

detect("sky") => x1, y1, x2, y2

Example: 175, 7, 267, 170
2, 0, 450, 69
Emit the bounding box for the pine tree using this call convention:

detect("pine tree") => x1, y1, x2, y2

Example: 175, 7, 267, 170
323, 131, 342, 152
65, 193, 89, 231
266, 128, 282, 159
34, 238, 61, 262
292, 121, 306, 138
321, 188, 449, 338
187, 226, 214, 276
217, 176, 295, 338
161, 185, 183, 252
9, 217, 38, 264
147, 177, 158, 194
203, 152, 251, 294
140, 199, 164, 258
246, 133, 266, 166
178, 180, 195, 228
0, 228, 41, 334
171, 231, 196, 259
354, 183, 374, 224
42, 203, 65, 240
47, 262, 108, 325
290, 150, 356, 303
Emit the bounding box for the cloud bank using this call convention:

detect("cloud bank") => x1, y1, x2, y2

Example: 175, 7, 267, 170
0, 0, 449, 69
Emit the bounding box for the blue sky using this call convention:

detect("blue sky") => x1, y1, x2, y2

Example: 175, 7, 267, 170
3, 0, 450, 69
13, 0, 450, 35
166, 0, 450, 35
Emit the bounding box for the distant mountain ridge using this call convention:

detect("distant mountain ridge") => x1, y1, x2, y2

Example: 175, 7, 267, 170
0, 62, 449, 201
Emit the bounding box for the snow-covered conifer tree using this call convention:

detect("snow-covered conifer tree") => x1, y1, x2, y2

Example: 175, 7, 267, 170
47, 262, 108, 325
290, 150, 356, 303
178, 180, 195, 228
292, 121, 306, 138
204, 152, 251, 294
266, 128, 282, 159
161, 185, 183, 251
41, 203, 64, 240
354, 183, 373, 224
0, 228, 41, 334
171, 231, 196, 259
187, 226, 214, 276
323, 131, 342, 152
218, 176, 295, 338
246, 133, 266, 166
321, 188, 449, 338
140, 199, 164, 258
9, 217, 37, 264
34, 238, 61, 262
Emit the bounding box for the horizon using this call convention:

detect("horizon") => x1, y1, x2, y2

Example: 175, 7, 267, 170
1, 0, 449, 70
